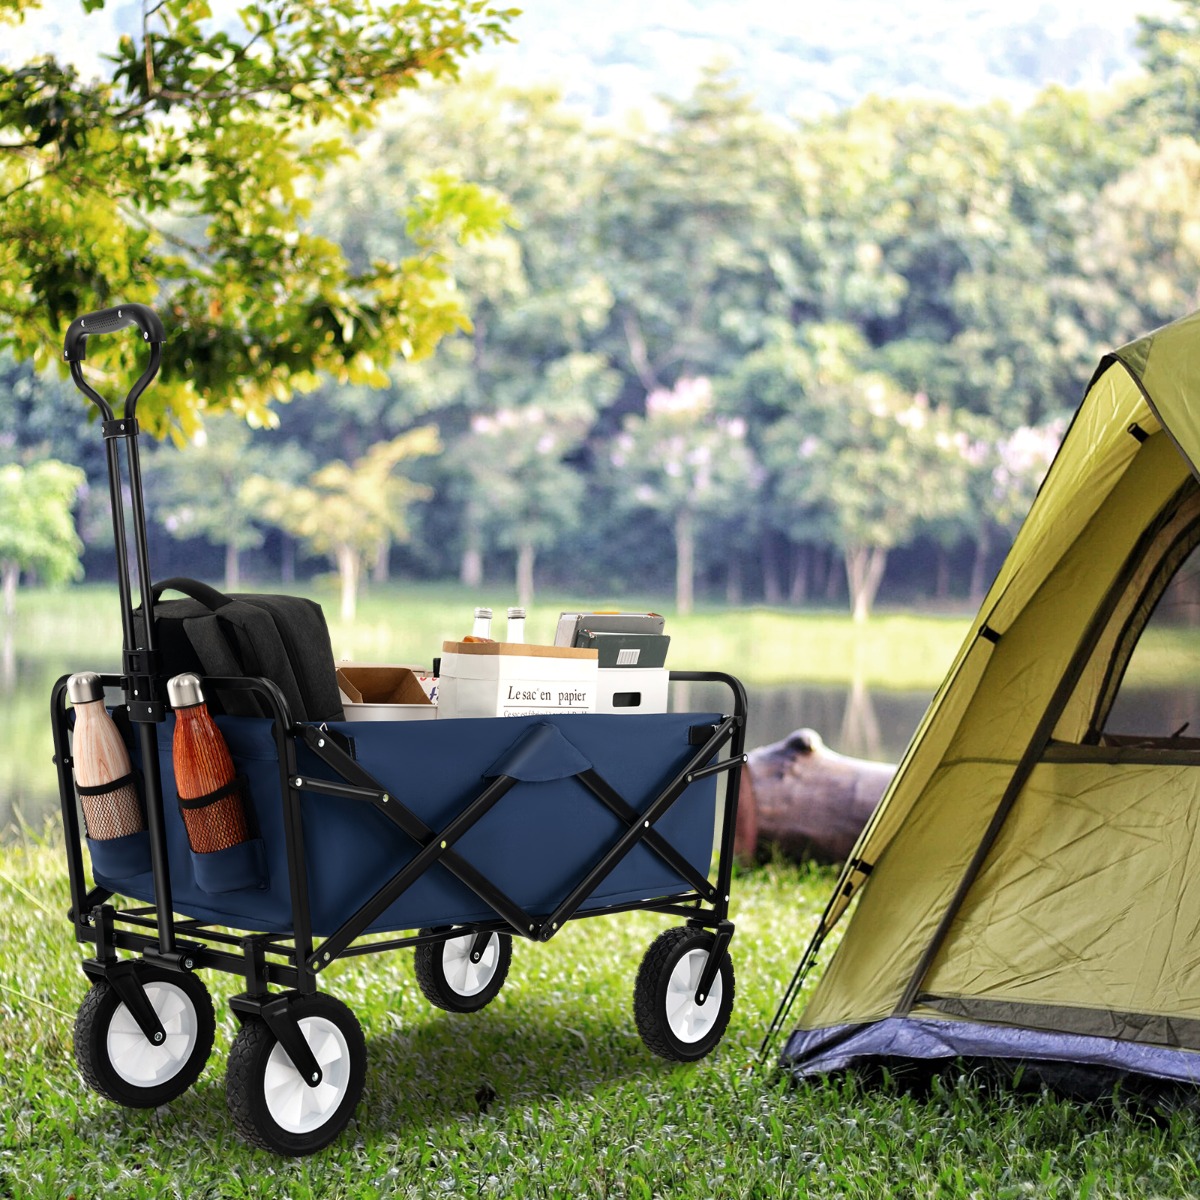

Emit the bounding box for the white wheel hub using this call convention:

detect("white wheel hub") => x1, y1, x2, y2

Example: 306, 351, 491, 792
263, 1016, 352, 1135
442, 932, 499, 997
107, 981, 199, 1087
665, 947, 723, 1044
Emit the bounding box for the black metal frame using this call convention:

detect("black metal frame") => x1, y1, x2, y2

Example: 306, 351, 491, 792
54, 668, 748, 998
56, 304, 749, 1089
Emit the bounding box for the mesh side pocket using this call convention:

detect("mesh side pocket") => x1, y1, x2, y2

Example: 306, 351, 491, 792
77, 772, 145, 841
179, 776, 252, 854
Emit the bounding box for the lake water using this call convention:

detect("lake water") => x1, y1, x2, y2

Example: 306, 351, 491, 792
9, 630, 1198, 841
0, 650, 932, 838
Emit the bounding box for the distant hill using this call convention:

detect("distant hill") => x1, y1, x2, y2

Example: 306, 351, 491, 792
476, 0, 1169, 119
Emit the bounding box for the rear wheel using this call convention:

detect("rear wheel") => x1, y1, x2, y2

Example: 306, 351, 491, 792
74, 964, 214, 1108
634, 926, 735, 1062
225, 993, 366, 1156
414, 928, 512, 1013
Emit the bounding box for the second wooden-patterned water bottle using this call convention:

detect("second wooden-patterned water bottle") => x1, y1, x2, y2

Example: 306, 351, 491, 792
168, 672, 250, 853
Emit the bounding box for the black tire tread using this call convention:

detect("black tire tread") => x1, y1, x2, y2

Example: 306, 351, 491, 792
633, 926, 735, 1062
73, 981, 118, 1102
224, 994, 366, 1157
73, 967, 215, 1108
413, 929, 512, 1013
225, 1017, 278, 1152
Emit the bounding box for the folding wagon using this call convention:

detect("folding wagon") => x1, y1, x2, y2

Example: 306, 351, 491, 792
51, 306, 748, 1155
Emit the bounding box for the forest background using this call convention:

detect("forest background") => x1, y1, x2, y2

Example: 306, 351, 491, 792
4, 0, 1200, 625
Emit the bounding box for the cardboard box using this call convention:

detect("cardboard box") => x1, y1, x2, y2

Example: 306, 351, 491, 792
337, 663, 437, 722
437, 641, 598, 718
596, 667, 669, 715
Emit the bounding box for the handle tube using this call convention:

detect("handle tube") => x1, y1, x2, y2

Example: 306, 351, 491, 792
63, 303, 166, 362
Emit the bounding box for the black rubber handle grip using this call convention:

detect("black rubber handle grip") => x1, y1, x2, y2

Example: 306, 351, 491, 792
63, 303, 166, 362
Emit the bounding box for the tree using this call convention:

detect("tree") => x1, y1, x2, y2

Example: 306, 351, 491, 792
1129, 0, 1200, 137
244, 429, 440, 621
0, 458, 85, 617
0, 0, 515, 437
598, 68, 801, 391
145, 415, 310, 589
450, 354, 613, 607
609, 377, 757, 615
766, 372, 969, 622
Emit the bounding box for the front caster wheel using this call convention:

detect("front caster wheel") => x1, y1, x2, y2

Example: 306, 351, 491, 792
634, 926, 735, 1062
414, 928, 512, 1013
226, 993, 366, 1156
73, 963, 215, 1108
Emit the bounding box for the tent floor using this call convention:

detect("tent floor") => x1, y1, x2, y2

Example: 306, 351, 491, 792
782, 1016, 1200, 1102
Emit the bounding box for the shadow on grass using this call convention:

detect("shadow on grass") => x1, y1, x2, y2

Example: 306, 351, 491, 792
79, 999, 687, 1151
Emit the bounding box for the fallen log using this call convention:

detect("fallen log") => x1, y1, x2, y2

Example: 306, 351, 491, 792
734, 728, 895, 864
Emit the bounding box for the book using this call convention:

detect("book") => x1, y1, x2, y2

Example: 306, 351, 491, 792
554, 611, 666, 647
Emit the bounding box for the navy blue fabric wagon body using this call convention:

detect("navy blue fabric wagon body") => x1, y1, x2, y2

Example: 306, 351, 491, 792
91, 711, 722, 936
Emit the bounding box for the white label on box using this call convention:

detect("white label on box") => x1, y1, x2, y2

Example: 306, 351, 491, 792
437, 650, 598, 719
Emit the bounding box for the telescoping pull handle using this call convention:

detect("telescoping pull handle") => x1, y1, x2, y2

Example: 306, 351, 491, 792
63, 303, 166, 363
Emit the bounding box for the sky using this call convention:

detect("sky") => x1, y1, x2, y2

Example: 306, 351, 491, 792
1, 0, 1174, 117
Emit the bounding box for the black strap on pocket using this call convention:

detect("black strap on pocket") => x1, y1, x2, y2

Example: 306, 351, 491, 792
76, 770, 138, 796
177, 776, 242, 810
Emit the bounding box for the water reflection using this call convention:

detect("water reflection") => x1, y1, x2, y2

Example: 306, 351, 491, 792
669, 678, 929, 766
8, 663, 1197, 839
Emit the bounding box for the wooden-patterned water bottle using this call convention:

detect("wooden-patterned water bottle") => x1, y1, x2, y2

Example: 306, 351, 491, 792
68, 671, 144, 840
168, 672, 250, 853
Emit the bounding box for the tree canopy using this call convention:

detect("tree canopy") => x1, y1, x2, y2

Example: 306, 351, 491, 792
0, 0, 516, 438
9, 4, 1200, 620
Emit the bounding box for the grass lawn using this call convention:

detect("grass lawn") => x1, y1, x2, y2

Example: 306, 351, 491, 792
4, 833, 1200, 1199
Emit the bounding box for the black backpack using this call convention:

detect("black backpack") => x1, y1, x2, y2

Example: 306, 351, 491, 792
133, 577, 344, 724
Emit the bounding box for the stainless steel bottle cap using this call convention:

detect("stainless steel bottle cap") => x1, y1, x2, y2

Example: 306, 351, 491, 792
167, 672, 206, 709
474, 606, 493, 618
66, 672, 103, 705
507, 607, 526, 618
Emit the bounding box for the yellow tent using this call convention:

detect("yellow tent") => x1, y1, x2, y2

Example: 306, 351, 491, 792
771, 310, 1200, 1087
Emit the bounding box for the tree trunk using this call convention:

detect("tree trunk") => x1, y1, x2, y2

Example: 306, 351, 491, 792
789, 543, 810, 605
224, 541, 240, 592
725, 555, 742, 605
460, 506, 483, 589
1, 560, 17, 621
824, 546, 841, 602
969, 524, 992, 605
516, 540, 535, 610
372, 536, 390, 584
674, 508, 695, 616
335, 543, 360, 623
844, 544, 888, 623
935, 544, 950, 600
761, 530, 784, 605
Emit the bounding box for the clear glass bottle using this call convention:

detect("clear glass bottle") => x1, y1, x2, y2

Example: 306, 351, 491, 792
471, 606, 493, 639
506, 607, 526, 644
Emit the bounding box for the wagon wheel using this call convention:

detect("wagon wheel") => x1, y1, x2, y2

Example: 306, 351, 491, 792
414, 928, 512, 1013
73, 963, 215, 1108
225, 992, 366, 1157
633, 926, 735, 1062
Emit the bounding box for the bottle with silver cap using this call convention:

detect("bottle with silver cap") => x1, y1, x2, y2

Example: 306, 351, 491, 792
506, 607, 526, 644
68, 671, 144, 840
168, 672, 250, 854
464, 606, 494, 642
